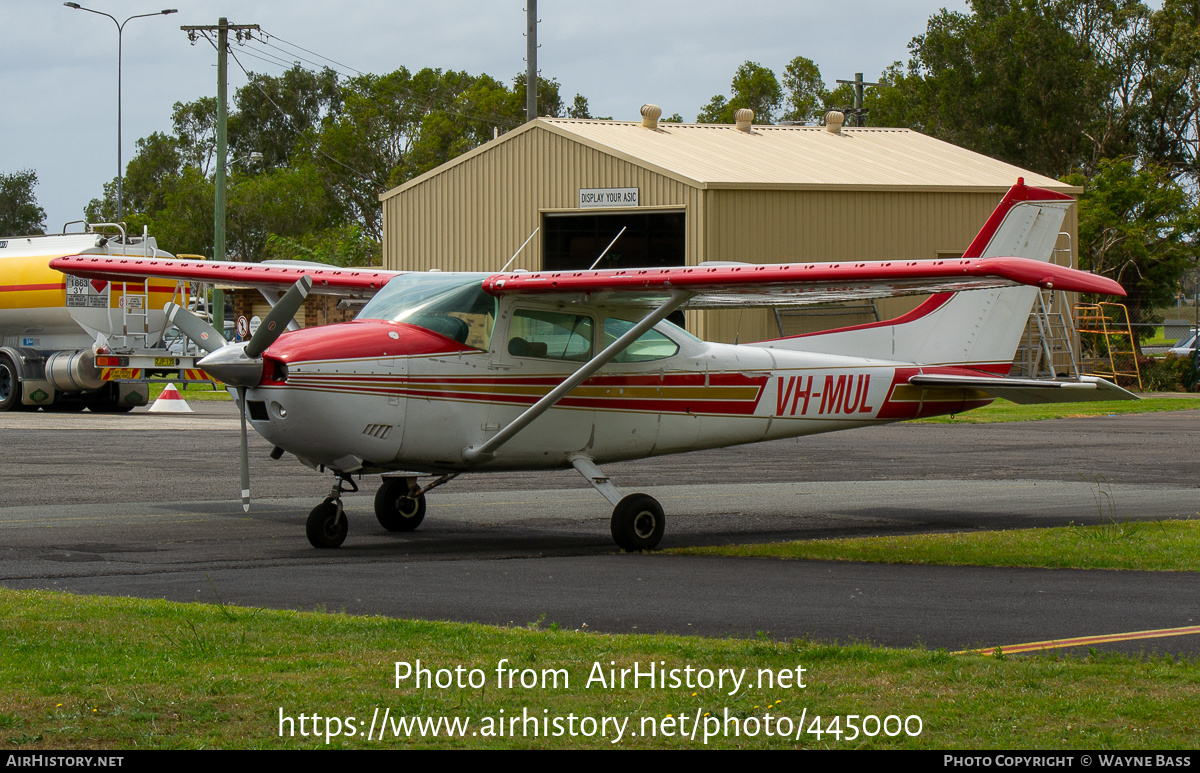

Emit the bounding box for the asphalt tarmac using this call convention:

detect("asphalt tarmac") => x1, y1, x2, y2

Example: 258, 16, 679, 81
2, 400, 1198, 656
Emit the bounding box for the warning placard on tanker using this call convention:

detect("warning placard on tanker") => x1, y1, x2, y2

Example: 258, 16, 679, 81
65, 275, 108, 308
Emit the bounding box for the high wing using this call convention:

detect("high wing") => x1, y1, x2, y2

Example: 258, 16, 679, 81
50, 253, 1123, 308
480, 256, 1125, 307
48, 255, 400, 300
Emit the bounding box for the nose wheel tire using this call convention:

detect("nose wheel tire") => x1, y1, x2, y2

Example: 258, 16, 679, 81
374, 478, 427, 532
306, 498, 348, 548
610, 493, 665, 552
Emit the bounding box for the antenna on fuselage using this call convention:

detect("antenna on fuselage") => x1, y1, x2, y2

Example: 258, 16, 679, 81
500, 227, 539, 272
589, 226, 627, 270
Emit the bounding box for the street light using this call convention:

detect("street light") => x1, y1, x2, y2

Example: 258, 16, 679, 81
63, 3, 178, 225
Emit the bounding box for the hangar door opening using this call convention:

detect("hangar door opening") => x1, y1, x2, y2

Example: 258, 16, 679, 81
542, 210, 685, 273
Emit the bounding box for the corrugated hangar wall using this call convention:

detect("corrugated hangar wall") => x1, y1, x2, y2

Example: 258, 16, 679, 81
701, 190, 1077, 344
382, 128, 703, 273
381, 123, 1078, 345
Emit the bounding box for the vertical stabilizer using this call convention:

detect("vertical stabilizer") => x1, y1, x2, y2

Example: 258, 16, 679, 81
759, 181, 1073, 372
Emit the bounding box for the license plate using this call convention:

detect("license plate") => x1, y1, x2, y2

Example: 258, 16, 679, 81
154, 357, 176, 367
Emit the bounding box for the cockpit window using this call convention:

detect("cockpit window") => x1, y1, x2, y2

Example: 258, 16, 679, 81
358, 273, 495, 349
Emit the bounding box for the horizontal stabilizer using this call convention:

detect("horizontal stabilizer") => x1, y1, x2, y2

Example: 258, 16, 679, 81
908, 374, 1140, 404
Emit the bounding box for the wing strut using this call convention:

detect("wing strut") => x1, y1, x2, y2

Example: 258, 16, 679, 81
461, 290, 691, 464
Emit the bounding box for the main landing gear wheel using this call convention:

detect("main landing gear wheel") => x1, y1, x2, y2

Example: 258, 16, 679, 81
306, 497, 348, 549
610, 493, 665, 552
0, 354, 21, 412
374, 478, 427, 532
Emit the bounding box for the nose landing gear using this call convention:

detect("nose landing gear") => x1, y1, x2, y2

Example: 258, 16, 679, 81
306, 475, 357, 548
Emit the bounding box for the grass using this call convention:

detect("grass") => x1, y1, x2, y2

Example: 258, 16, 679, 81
669, 520, 1200, 572
0, 588, 1197, 749
913, 397, 1199, 424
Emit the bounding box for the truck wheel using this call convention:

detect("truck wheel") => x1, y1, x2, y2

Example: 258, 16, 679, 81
0, 354, 20, 412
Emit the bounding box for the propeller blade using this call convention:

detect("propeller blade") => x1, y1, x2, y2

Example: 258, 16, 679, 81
245, 275, 312, 359
166, 303, 227, 355
238, 386, 250, 512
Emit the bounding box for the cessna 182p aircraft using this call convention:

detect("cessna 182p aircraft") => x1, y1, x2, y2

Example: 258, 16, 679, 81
51, 180, 1135, 551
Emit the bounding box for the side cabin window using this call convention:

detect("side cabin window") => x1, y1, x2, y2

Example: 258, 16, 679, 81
604, 317, 680, 362
508, 309, 593, 361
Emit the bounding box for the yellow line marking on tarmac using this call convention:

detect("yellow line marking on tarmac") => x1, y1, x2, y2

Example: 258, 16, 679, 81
958, 625, 1200, 655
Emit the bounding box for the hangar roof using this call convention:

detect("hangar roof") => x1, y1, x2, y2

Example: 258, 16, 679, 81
538, 118, 1071, 192
382, 117, 1074, 200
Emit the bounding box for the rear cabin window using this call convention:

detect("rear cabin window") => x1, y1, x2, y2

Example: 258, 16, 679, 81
507, 309, 593, 361
604, 318, 680, 362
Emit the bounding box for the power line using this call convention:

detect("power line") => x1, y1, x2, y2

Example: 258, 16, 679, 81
257, 40, 351, 78
259, 29, 365, 77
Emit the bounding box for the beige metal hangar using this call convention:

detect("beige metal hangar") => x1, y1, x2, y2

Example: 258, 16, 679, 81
379, 106, 1080, 347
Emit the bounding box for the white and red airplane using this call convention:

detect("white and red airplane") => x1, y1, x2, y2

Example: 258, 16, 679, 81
52, 180, 1134, 551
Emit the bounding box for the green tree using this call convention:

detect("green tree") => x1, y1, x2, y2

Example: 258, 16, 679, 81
229, 66, 342, 170
264, 223, 380, 267
781, 56, 826, 123
779, 57, 858, 124
697, 61, 783, 124
227, 163, 337, 262
1066, 158, 1199, 337
171, 97, 219, 176
567, 94, 592, 119
1130, 0, 1200, 189
511, 71, 565, 121
91, 62, 588, 258
86, 132, 184, 231
146, 166, 214, 258
0, 170, 47, 235
867, 0, 1107, 177
310, 67, 560, 239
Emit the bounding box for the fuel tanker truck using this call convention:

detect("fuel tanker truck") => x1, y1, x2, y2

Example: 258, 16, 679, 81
0, 224, 210, 412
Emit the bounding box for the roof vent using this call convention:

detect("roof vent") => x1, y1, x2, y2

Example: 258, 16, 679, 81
640, 104, 662, 130
824, 111, 845, 134
734, 108, 755, 132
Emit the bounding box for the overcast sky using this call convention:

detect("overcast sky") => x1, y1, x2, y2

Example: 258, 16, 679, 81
2, 0, 965, 233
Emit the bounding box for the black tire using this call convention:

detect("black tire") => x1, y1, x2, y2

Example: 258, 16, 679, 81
306, 498, 347, 548
374, 478, 426, 532
610, 493, 665, 552
0, 354, 21, 412
84, 384, 124, 413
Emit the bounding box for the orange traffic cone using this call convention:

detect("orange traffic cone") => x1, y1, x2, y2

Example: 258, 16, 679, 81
148, 383, 193, 413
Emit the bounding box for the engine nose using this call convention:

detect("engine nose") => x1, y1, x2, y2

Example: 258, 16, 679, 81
197, 342, 263, 387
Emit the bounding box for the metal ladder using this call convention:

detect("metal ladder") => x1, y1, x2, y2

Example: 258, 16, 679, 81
1015, 232, 1079, 378
1018, 290, 1079, 378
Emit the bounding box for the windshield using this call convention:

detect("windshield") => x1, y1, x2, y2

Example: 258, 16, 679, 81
359, 272, 495, 349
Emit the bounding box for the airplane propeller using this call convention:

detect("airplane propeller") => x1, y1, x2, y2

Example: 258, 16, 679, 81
165, 302, 227, 355
171, 275, 313, 512
245, 275, 312, 359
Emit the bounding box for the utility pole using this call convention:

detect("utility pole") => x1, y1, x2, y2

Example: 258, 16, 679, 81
525, 1, 538, 122
834, 72, 880, 127
180, 18, 259, 329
